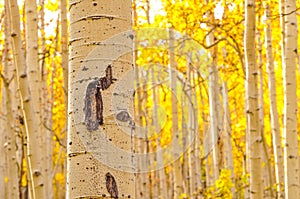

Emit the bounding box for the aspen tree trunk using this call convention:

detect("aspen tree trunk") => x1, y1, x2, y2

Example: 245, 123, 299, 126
181, 88, 188, 195
2, 6, 20, 198
3, 60, 20, 199
257, 30, 274, 199
25, 0, 48, 198
199, 80, 211, 187
41, 46, 54, 199
0, 111, 5, 199
207, 59, 220, 183
55, 0, 68, 197
2, 52, 20, 199
282, 0, 299, 198
207, 36, 220, 183
136, 70, 152, 199
187, 55, 196, 198
244, 0, 263, 198
137, 71, 151, 199
264, 4, 284, 198
38, 0, 55, 197
143, 75, 151, 199
222, 82, 234, 197
132, 3, 144, 199
61, 0, 68, 140
136, 76, 148, 199
279, 0, 285, 58
149, 133, 158, 199
134, 61, 148, 199
169, 28, 184, 198
40, 44, 53, 199
67, 0, 135, 198
0, 69, 5, 199
151, 68, 168, 199
25, 0, 41, 138
1, 7, 8, 199
0, 118, 6, 199
8, 0, 45, 197
205, 3, 221, 183
148, 76, 159, 199
149, 83, 159, 199
167, 168, 174, 199
61, 0, 68, 100
192, 71, 201, 195
137, 4, 154, 198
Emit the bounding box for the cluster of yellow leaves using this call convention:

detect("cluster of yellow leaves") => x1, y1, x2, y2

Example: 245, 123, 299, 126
204, 169, 234, 199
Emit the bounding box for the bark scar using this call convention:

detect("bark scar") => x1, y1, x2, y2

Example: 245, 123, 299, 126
84, 65, 116, 131
105, 172, 118, 199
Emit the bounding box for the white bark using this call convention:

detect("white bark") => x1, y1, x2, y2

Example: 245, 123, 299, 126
169, 28, 184, 198
222, 82, 234, 197
205, 3, 221, 182
25, 0, 47, 198
2, 4, 20, 198
265, 4, 284, 195
67, 0, 135, 198
282, 0, 299, 198
8, 0, 45, 197
244, 0, 263, 198
151, 68, 168, 199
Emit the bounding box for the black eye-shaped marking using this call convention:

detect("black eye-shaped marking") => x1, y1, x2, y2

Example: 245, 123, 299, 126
105, 172, 118, 198
116, 110, 131, 122
84, 65, 115, 131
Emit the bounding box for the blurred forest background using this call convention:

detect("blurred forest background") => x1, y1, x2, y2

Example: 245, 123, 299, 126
0, 0, 300, 198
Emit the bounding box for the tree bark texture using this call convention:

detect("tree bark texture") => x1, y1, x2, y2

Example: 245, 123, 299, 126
67, 1, 135, 198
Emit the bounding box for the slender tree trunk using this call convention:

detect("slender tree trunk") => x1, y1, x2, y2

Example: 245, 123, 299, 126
55, 0, 69, 197
205, 5, 221, 183
198, 80, 211, 188
282, 0, 299, 198
25, 0, 48, 198
192, 71, 201, 196
264, 4, 284, 198
149, 69, 159, 199
61, 0, 68, 102
279, 0, 285, 58
8, 0, 45, 197
0, 106, 6, 199
144, 82, 151, 199
37, 0, 54, 197
181, 85, 188, 196
257, 28, 274, 199
222, 82, 235, 198
207, 53, 220, 183
132, 3, 144, 199
151, 68, 168, 199
244, 0, 263, 198
2, 5, 20, 198
67, 0, 135, 198
138, 71, 151, 199
135, 65, 148, 199
169, 28, 184, 198
186, 55, 196, 199
0, 114, 6, 199
3, 60, 20, 199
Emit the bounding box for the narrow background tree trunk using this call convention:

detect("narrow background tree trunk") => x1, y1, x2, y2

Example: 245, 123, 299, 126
264, 3, 284, 198
282, 0, 299, 198
244, 0, 263, 198
169, 28, 184, 198
8, 0, 45, 197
